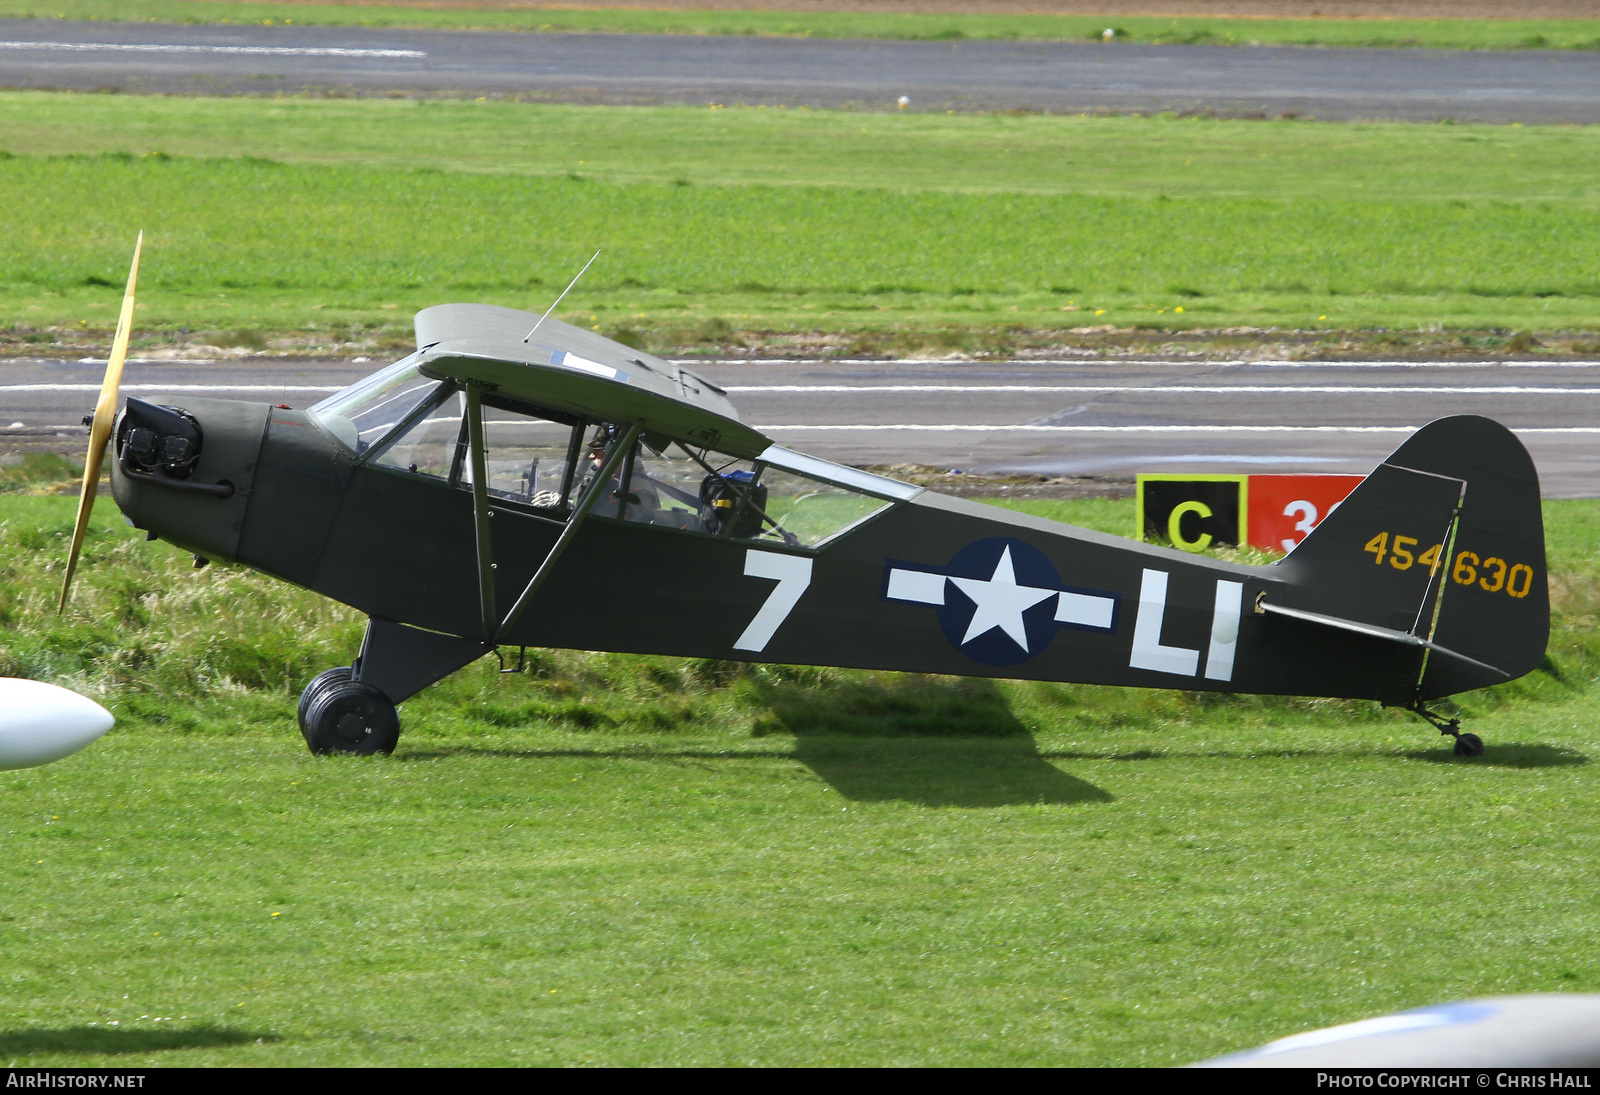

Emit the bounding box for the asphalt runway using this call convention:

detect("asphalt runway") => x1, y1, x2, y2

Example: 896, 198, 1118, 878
1, 19, 1597, 120
5, 355, 1597, 497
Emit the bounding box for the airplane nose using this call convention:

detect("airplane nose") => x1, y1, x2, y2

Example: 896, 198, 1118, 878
116, 397, 231, 497
110, 396, 270, 562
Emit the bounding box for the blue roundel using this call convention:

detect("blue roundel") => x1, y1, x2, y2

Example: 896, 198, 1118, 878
936, 537, 1064, 667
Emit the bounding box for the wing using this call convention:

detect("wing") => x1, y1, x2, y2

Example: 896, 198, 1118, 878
413, 303, 768, 458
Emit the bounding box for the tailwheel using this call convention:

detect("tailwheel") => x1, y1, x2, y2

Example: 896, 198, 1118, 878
1395, 699, 1483, 759
299, 674, 399, 756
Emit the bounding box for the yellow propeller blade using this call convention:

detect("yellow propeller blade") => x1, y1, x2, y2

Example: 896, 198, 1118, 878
59, 231, 143, 613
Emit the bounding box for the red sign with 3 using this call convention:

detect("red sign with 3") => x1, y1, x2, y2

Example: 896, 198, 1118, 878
1246, 474, 1365, 554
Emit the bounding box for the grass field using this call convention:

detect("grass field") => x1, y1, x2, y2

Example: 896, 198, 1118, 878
2, 474, 1598, 1066
2, 0, 1598, 50
2, 94, 1598, 353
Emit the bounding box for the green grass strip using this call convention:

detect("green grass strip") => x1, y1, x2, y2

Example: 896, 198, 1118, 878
3, 93, 1597, 204
2, 96, 1597, 341
2, 0, 1598, 49
4, 150, 1599, 338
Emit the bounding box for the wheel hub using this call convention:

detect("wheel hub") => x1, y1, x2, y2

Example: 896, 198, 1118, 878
335, 711, 372, 745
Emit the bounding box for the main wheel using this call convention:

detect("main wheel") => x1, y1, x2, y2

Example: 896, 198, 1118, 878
297, 666, 353, 731
1453, 732, 1485, 758
301, 679, 400, 756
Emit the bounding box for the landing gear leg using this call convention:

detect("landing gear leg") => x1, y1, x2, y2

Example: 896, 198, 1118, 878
1398, 700, 1484, 758
293, 619, 494, 757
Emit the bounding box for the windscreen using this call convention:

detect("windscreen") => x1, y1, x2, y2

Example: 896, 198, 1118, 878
307, 354, 442, 454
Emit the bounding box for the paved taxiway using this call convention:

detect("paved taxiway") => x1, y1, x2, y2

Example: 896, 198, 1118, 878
1, 19, 1596, 120
4, 356, 1596, 497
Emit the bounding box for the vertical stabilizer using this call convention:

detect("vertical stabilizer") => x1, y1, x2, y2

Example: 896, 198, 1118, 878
1276, 416, 1547, 698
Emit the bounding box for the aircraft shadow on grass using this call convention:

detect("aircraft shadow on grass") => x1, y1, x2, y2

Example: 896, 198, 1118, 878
1033, 743, 1589, 768
405, 677, 1111, 807
754, 676, 1113, 808
0, 1025, 276, 1056
1406, 743, 1589, 768
399, 746, 800, 763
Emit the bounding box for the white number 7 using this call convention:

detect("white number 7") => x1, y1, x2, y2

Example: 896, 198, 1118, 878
734, 550, 813, 652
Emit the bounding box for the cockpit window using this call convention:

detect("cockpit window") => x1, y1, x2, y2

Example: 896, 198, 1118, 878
749, 467, 892, 546
757, 446, 922, 501
307, 354, 442, 454
372, 387, 464, 481
607, 435, 748, 531
365, 387, 584, 512
596, 434, 897, 548
321, 361, 913, 548
461, 399, 583, 510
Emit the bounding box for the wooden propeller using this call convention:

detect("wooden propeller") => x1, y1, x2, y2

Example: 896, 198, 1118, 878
59, 232, 143, 612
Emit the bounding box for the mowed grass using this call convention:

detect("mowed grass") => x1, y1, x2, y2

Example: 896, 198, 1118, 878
2, 95, 1598, 345
3, 0, 1599, 50
2, 484, 1598, 1065
6, 93, 1596, 201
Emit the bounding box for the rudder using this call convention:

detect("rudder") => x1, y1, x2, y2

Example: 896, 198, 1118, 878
1276, 416, 1548, 699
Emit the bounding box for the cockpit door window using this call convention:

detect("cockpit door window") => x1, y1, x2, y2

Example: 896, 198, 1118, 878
456, 397, 585, 512
747, 466, 893, 547
363, 387, 585, 515
611, 434, 748, 532
346, 375, 907, 547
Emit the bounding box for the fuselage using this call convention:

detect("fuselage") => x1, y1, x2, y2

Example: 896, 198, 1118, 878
110, 389, 1466, 705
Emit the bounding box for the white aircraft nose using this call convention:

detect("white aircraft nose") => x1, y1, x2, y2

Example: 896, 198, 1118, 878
0, 678, 115, 769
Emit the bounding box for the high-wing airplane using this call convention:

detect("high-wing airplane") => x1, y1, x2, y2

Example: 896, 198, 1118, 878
60, 241, 1548, 758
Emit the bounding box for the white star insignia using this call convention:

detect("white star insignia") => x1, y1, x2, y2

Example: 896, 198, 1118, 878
947, 546, 1057, 651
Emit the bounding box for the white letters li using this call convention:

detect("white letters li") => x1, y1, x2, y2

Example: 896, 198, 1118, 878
1128, 569, 1243, 682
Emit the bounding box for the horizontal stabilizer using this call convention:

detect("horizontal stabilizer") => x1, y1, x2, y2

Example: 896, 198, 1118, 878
1257, 600, 1509, 683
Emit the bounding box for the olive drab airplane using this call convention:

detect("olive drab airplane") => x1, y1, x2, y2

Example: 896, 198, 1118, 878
59, 240, 1549, 759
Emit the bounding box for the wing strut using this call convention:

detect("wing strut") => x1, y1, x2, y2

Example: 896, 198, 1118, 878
464, 383, 496, 638
492, 422, 640, 644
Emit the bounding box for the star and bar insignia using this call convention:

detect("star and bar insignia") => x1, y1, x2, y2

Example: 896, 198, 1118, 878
882, 537, 1120, 667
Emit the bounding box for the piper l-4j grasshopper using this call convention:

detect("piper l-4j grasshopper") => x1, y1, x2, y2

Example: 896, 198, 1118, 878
61, 247, 1549, 759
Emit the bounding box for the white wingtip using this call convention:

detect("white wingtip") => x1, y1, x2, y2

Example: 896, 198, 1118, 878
0, 678, 114, 769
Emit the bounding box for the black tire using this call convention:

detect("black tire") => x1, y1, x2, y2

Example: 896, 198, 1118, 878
297, 666, 353, 732
1453, 732, 1485, 758
301, 679, 400, 756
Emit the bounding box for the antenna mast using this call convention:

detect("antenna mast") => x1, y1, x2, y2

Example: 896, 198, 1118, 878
523, 248, 602, 343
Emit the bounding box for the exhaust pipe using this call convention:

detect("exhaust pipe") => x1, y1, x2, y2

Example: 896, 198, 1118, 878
116, 396, 234, 498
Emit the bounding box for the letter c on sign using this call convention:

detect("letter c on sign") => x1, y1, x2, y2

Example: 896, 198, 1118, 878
1168, 500, 1213, 551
